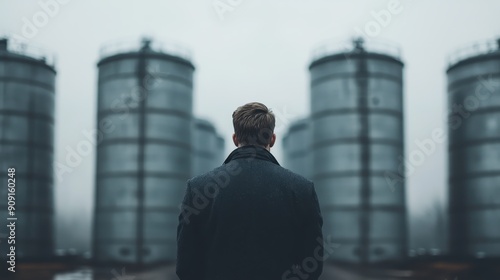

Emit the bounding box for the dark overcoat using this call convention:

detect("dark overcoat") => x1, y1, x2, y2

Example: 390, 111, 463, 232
176, 145, 323, 280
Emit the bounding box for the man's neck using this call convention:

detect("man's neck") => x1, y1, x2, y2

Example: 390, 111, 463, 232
238, 144, 270, 152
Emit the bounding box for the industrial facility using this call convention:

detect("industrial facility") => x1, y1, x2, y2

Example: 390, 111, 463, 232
286, 38, 407, 263
93, 38, 224, 265
447, 38, 500, 258
1, 33, 500, 278
0, 38, 56, 260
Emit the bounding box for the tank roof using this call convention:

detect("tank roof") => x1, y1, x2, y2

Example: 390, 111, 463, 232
447, 37, 500, 68
0, 37, 56, 68
194, 118, 217, 132
285, 117, 310, 134
216, 135, 225, 146
310, 37, 402, 63
99, 37, 192, 62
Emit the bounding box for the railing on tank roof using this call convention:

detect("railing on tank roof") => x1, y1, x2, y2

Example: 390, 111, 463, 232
447, 38, 500, 67
0, 36, 56, 67
311, 37, 402, 62
99, 37, 193, 61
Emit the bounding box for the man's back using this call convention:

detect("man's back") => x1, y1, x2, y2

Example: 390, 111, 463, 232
177, 145, 323, 280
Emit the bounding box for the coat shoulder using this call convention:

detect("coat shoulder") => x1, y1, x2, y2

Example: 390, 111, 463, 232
276, 165, 313, 186
188, 162, 314, 192
187, 164, 227, 187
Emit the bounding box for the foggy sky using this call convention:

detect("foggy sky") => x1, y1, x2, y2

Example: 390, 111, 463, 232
1, 0, 499, 253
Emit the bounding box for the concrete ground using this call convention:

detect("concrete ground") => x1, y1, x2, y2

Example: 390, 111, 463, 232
1, 259, 499, 280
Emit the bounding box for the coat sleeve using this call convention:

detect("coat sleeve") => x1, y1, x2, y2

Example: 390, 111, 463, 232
301, 182, 324, 280
176, 180, 205, 280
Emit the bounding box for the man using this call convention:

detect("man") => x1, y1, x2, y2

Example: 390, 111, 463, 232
176, 102, 323, 280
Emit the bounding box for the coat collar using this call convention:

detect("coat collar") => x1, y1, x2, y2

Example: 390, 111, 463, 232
223, 145, 280, 166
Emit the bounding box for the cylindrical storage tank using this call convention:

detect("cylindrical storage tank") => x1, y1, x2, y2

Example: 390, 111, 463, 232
447, 38, 500, 258
191, 118, 221, 176
215, 134, 225, 166
309, 38, 406, 263
93, 38, 194, 264
282, 118, 312, 179
0, 38, 56, 259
